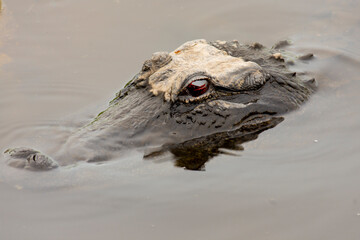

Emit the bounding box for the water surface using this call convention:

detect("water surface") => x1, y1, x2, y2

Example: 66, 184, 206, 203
1, 0, 360, 239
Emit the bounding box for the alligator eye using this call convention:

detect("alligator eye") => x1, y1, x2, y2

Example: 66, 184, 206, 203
187, 79, 209, 97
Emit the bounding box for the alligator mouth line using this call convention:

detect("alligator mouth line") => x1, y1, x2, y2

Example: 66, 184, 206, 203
234, 111, 278, 128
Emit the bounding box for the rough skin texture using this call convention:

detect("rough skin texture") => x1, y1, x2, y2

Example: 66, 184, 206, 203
4, 39, 316, 170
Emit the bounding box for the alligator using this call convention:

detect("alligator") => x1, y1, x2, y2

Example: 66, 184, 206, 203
4, 39, 316, 170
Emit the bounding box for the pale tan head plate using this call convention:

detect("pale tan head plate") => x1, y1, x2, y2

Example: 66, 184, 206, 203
148, 39, 263, 101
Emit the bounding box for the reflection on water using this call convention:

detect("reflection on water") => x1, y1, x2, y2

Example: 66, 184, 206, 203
1, 0, 360, 240
145, 117, 283, 170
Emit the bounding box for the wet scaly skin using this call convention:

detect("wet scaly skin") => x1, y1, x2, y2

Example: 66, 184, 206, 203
4, 39, 316, 170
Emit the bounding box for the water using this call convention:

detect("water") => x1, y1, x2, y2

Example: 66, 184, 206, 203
1, 0, 360, 239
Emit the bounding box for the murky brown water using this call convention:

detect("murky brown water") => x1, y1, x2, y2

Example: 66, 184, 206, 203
1, 0, 360, 239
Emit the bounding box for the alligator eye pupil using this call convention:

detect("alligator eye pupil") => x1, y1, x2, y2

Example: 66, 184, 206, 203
187, 79, 209, 97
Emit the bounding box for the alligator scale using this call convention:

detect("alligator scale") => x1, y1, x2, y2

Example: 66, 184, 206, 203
4, 39, 316, 170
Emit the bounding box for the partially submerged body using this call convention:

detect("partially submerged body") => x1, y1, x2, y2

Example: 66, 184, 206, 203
4, 39, 316, 170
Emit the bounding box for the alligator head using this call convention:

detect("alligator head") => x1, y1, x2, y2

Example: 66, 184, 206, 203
5, 39, 316, 170
82, 39, 315, 169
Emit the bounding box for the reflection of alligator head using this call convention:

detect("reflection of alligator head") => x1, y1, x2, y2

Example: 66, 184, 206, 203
5, 39, 316, 171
